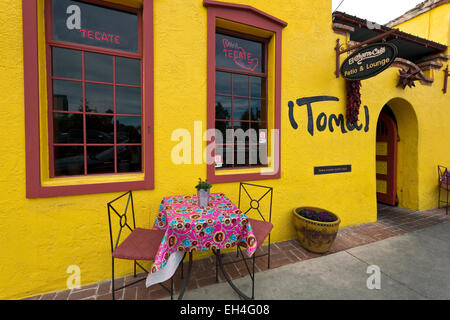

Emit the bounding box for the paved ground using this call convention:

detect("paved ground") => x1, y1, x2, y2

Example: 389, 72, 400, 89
179, 221, 450, 300
24, 205, 449, 300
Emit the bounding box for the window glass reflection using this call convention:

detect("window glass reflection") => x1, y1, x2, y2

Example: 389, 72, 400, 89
116, 57, 141, 86
250, 76, 262, 98
250, 100, 261, 121
215, 96, 231, 120
85, 52, 113, 83
52, 0, 139, 53
53, 113, 83, 144
87, 146, 115, 174
85, 83, 114, 113
215, 71, 231, 95
86, 115, 114, 144
53, 80, 83, 112
214, 145, 233, 168
117, 146, 141, 173
215, 121, 232, 142
233, 74, 249, 97
52, 47, 82, 79
233, 98, 250, 121
116, 86, 141, 115
215, 33, 263, 73
116, 116, 142, 143
54, 146, 84, 176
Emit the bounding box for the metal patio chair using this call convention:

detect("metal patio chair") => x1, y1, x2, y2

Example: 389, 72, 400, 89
216, 182, 273, 299
107, 190, 174, 300
438, 165, 449, 215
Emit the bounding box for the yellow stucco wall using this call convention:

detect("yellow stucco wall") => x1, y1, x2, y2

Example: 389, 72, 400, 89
0, 0, 449, 299
394, 3, 449, 53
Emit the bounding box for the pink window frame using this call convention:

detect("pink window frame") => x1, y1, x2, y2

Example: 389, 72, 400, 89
204, 0, 286, 183
22, 0, 154, 198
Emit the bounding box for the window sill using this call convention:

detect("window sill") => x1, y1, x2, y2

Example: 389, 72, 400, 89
41, 172, 145, 187
208, 165, 280, 184
28, 175, 153, 198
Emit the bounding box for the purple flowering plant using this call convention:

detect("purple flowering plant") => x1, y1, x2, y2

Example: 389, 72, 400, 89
298, 208, 336, 223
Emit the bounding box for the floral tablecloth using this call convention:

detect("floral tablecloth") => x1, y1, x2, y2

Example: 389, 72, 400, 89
146, 193, 257, 283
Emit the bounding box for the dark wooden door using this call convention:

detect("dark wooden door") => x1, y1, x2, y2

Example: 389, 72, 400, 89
376, 112, 398, 205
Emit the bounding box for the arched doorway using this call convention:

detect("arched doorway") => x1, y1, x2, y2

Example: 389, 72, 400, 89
375, 98, 419, 210
376, 106, 398, 205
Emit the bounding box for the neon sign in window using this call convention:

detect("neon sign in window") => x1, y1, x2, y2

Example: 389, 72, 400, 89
52, 0, 139, 53
215, 33, 263, 73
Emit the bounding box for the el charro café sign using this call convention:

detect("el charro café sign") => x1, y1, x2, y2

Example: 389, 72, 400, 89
340, 43, 398, 80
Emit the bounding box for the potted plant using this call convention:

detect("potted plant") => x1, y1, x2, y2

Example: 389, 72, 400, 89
292, 207, 341, 253
195, 178, 212, 208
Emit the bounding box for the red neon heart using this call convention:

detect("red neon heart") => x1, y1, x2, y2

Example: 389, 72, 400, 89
233, 46, 259, 72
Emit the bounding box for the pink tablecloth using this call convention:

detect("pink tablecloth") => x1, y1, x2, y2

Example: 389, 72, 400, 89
149, 192, 257, 275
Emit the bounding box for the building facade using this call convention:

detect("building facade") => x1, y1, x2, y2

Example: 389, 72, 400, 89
0, 0, 448, 299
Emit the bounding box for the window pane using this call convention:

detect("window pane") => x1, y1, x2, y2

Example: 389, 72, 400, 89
87, 146, 115, 174
116, 86, 141, 115
251, 121, 261, 132
52, 47, 82, 79
249, 144, 266, 166
256, 143, 268, 166
117, 116, 141, 143
215, 71, 231, 95
250, 76, 262, 98
215, 96, 231, 120
215, 33, 263, 73
53, 80, 83, 112
233, 125, 257, 146
117, 146, 141, 172
233, 121, 250, 133
215, 121, 232, 143
85, 52, 113, 83
116, 57, 141, 85
233, 98, 249, 121
250, 99, 261, 121
54, 146, 84, 176
53, 113, 83, 143
85, 83, 114, 113
234, 144, 249, 167
86, 115, 114, 143
215, 145, 233, 168
233, 74, 249, 97
52, 0, 139, 53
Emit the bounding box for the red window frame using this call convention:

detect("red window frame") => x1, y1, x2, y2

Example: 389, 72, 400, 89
46, 0, 143, 177
22, 0, 154, 198
214, 29, 269, 169
204, 0, 286, 183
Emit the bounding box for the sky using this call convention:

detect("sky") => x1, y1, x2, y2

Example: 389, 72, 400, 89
332, 0, 426, 25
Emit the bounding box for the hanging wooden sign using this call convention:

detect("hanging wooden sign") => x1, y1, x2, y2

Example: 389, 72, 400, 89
340, 43, 398, 80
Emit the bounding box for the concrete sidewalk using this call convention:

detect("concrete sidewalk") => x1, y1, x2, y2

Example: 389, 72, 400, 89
176, 221, 450, 300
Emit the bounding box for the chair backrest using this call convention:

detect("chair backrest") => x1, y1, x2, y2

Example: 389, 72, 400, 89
438, 165, 448, 184
107, 190, 136, 253
238, 182, 273, 223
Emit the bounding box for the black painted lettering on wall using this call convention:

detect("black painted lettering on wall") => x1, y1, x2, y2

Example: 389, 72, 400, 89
328, 114, 347, 134
288, 95, 369, 136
